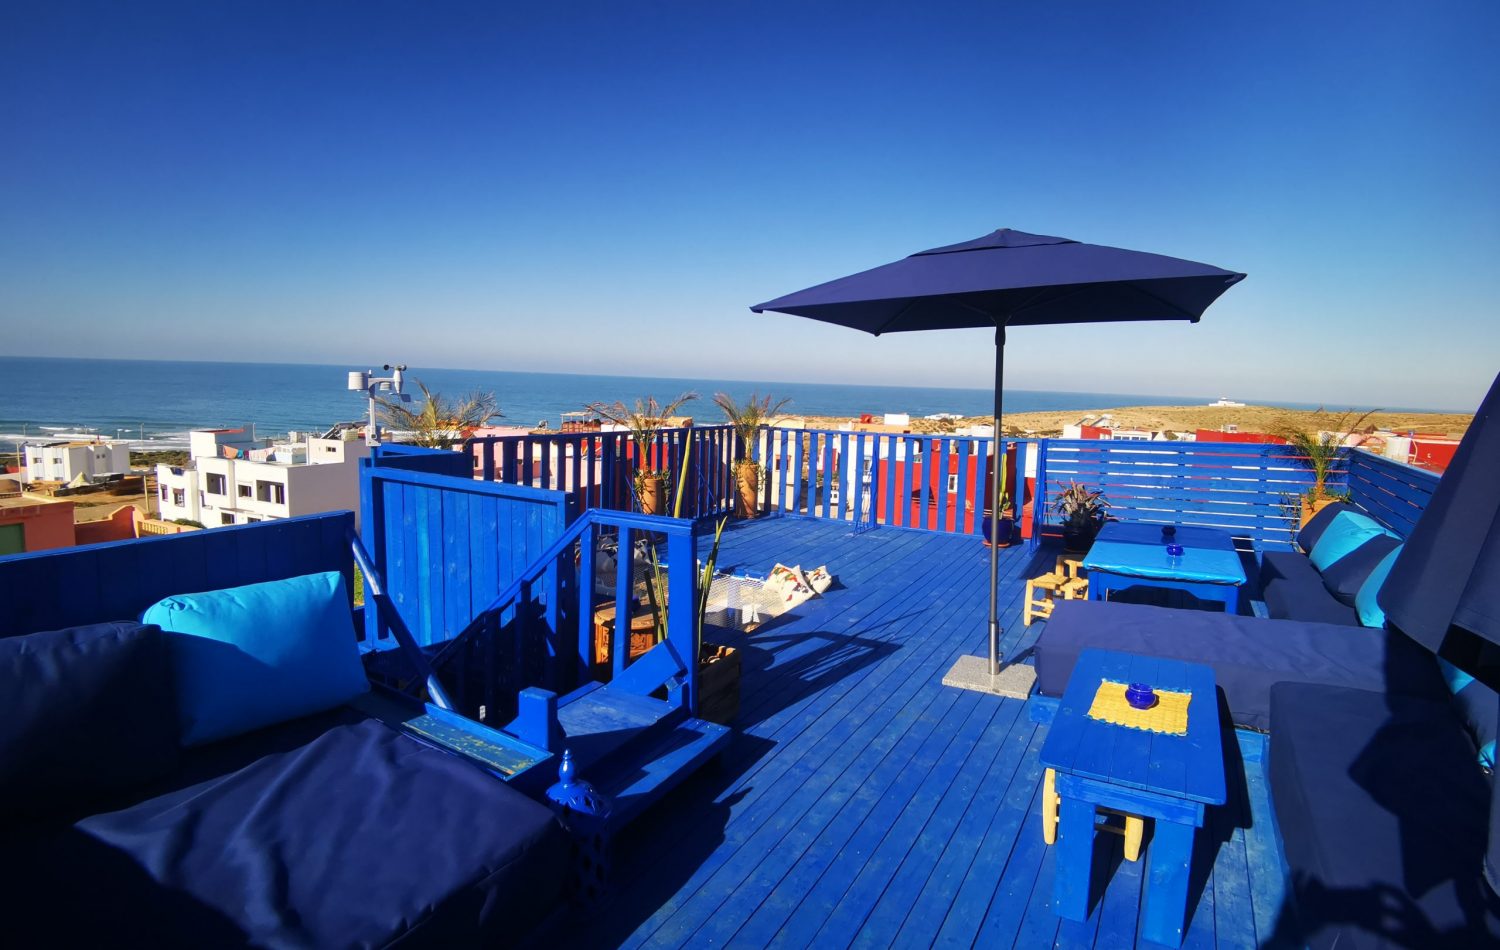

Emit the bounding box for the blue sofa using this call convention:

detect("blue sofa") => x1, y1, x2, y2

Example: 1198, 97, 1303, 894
0, 618, 569, 949
1035, 494, 1500, 948
1259, 502, 1402, 626
0, 515, 571, 948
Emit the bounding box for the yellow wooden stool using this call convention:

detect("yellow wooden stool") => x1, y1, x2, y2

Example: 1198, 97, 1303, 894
1023, 558, 1090, 626
1042, 767, 1145, 861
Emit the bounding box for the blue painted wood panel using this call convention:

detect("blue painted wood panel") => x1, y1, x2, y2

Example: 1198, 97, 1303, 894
0, 512, 354, 638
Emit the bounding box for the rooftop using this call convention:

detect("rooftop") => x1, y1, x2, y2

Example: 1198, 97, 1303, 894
544, 517, 1281, 948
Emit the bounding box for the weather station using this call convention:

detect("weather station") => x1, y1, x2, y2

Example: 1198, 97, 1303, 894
347, 364, 411, 446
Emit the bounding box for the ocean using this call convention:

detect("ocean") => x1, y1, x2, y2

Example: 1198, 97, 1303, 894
0, 355, 1334, 451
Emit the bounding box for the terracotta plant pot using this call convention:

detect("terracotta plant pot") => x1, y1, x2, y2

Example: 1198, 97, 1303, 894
1300, 496, 1336, 528
698, 643, 741, 725
637, 475, 666, 516
735, 462, 760, 519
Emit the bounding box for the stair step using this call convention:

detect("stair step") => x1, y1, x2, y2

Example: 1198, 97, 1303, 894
592, 716, 732, 830
555, 684, 681, 773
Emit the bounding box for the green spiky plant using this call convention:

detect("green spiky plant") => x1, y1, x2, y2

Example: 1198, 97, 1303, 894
1271, 408, 1378, 506
378, 380, 501, 448
713, 392, 791, 518
586, 392, 697, 510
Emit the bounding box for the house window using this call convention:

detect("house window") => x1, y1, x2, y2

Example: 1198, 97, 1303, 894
221, 513, 234, 525
947, 474, 959, 493
172, 489, 185, 506
159, 486, 168, 501
245, 517, 260, 523
238, 484, 252, 498
256, 481, 285, 505
205, 473, 227, 495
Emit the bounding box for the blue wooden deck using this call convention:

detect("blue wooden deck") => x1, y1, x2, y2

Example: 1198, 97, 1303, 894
551, 515, 1291, 949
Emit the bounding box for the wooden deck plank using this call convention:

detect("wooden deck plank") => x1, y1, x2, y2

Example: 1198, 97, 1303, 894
845, 699, 1022, 947
614, 528, 1001, 947
554, 517, 1276, 950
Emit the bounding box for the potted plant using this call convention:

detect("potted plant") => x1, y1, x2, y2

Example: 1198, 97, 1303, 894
586, 392, 697, 515
713, 391, 791, 519
1272, 408, 1377, 527
1053, 480, 1109, 553
982, 492, 1016, 546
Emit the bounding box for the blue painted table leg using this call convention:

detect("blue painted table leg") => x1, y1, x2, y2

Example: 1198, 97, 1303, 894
1141, 819, 1195, 947
1054, 795, 1096, 921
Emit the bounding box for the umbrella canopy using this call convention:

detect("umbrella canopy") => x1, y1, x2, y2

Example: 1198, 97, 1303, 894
751, 229, 1245, 332
1381, 370, 1500, 653
752, 227, 1246, 686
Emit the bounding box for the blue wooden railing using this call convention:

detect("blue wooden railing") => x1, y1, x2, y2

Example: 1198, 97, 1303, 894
757, 427, 1025, 537
1031, 439, 1338, 551
1345, 448, 1441, 539
466, 424, 738, 521
361, 446, 702, 722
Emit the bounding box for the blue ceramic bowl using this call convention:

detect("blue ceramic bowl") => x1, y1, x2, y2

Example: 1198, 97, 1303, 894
1165, 542, 1185, 557
1125, 683, 1158, 710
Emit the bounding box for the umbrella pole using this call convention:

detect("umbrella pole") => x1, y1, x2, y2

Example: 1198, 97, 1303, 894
988, 327, 1005, 675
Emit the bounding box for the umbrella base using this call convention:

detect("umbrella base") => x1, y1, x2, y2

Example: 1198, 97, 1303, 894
941, 654, 1037, 699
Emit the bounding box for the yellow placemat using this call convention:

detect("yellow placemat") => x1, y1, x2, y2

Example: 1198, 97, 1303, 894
1086, 680, 1191, 736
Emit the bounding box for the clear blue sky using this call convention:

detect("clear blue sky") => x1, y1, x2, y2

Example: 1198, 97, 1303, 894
2, 2, 1496, 411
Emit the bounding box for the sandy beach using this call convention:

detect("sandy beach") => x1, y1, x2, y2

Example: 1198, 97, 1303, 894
801, 404, 1474, 438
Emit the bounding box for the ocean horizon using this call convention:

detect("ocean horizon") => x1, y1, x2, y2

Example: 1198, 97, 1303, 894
0, 355, 1455, 451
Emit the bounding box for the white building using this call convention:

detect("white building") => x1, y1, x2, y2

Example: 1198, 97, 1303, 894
23, 440, 131, 485
157, 427, 371, 528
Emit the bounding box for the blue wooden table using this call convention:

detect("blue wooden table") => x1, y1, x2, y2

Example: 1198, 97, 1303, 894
1038, 649, 1226, 948
1081, 522, 1247, 614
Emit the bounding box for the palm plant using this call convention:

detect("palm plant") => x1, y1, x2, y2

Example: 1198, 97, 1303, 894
713, 392, 791, 518
378, 381, 501, 448
713, 392, 792, 469
1272, 408, 1378, 504
586, 392, 698, 508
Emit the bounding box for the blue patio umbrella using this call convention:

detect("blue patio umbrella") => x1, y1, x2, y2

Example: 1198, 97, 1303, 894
752, 229, 1246, 688
1381, 369, 1500, 654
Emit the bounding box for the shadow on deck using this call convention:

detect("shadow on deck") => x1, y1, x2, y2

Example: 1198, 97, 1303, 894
545, 516, 1287, 950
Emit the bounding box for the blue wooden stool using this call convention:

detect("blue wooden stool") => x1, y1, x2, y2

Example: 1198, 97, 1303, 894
1038, 649, 1226, 948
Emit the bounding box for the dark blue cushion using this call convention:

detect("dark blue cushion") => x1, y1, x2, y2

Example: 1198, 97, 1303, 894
0, 706, 567, 948
1269, 682, 1500, 949
1297, 501, 1360, 553
1036, 600, 1447, 730
1320, 532, 1404, 608
1260, 551, 1359, 625
143, 572, 369, 746
0, 622, 178, 816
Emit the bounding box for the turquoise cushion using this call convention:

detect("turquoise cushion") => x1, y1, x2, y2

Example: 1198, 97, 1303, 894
1437, 658, 1498, 769
142, 572, 369, 747
1308, 511, 1390, 572
1354, 545, 1403, 628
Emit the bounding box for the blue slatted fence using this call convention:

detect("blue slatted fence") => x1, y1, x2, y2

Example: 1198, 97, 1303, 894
467, 424, 737, 521
1032, 439, 1345, 550
1345, 448, 1440, 539
362, 450, 703, 721
760, 427, 1024, 538
0, 512, 355, 637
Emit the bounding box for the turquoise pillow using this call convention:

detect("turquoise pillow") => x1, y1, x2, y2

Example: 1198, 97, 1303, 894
1308, 511, 1390, 572
143, 572, 369, 747
1354, 545, 1403, 628
1438, 658, 1498, 769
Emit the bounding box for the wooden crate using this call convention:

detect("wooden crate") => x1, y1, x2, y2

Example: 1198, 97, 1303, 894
592, 602, 658, 678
